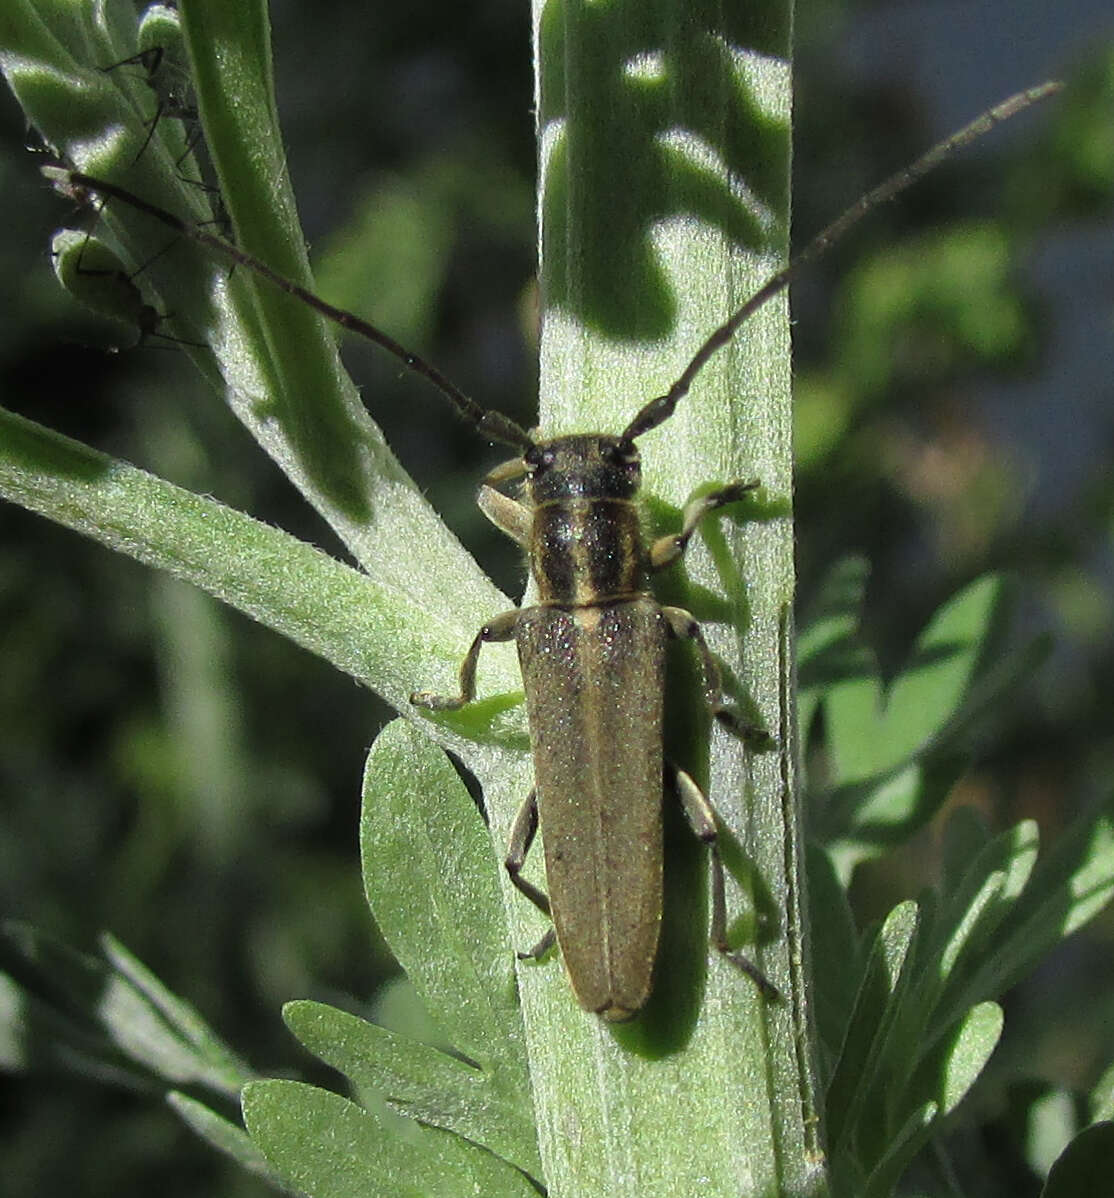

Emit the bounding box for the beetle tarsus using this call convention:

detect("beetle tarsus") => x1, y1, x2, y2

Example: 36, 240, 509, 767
517, 927, 557, 962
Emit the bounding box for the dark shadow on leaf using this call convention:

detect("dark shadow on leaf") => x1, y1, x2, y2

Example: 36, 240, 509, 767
0, 408, 114, 483
537, 0, 790, 340
445, 749, 490, 826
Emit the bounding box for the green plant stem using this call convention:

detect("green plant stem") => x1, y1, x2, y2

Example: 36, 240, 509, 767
510, 2, 825, 1195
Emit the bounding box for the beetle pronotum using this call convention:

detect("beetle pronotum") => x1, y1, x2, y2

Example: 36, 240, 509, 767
52, 79, 1059, 1020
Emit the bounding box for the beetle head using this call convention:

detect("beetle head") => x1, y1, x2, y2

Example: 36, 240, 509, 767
523, 435, 642, 504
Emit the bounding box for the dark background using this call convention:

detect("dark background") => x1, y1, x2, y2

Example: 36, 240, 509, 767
1, 0, 1112, 1194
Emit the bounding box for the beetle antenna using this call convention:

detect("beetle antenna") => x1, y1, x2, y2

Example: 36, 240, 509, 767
49, 168, 536, 452
621, 80, 1062, 443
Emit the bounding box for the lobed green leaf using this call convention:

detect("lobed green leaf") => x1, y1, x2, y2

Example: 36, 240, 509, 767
242, 1079, 539, 1198
283, 1000, 541, 1179
360, 721, 532, 1092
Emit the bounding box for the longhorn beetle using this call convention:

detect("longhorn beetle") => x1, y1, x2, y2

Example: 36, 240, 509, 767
52, 80, 1059, 1020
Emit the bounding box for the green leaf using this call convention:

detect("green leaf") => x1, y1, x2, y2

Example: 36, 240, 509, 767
283, 1001, 541, 1179
360, 721, 531, 1090
0, 923, 250, 1095
824, 798, 1114, 1194
816, 575, 1007, 876
826, 575, 1001, 788
929, 820, 1039, 1009
0, 405, 521, 731
825, 766, 925, 880
178, 0, 389, 527
957, 794, 1114, 1008
242, 1080, 539, 1198
0, 956, 143, 1088
824, 900, 919, 1156
861, 1102, 937, 1198
837, 224, 1028, 398
933, 1001, 1003, 1115
839, 826, 1032, 1177
97, 933, 251, 1091
805, 843, 863, 1071
1041, 1122, 1114, 1197
824, 891, 1003, 1189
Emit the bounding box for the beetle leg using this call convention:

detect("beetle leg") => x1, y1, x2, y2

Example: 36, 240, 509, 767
661, 605, 771, 745
478, 483, 532, 547
410, 608, 520, 710
669, 764, 780, 1002
517, 927, 557, 962
505, 788, 551, 916
649, 480, 759, 570
506, 789, 557, 960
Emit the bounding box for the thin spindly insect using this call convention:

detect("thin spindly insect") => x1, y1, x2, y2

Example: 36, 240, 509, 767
50, 80, 1061, 1019
100, 4, 229, 231
52, 228, 208, 350
101, 46, 198, 165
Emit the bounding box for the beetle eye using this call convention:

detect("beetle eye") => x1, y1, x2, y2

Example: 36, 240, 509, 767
524, 446, 549, 472
527, 447, 557, 474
